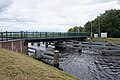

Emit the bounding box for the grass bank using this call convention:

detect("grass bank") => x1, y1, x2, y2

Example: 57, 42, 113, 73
0, 48, 79, 80
91, 38, 120, 44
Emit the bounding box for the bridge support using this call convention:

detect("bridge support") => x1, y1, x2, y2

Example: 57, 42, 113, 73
31, 43, 34, 45
45, 42, 48, 48
78, 49, 82, 53
54, 41, 66, 53
0, 40, 28, 54
37, 43, 40, 46
54, 50, 59, 68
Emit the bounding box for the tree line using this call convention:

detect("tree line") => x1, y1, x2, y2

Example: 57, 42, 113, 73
68, 9, 120, 38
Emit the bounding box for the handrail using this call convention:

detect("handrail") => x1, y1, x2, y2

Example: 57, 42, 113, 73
0, 31, 90, 41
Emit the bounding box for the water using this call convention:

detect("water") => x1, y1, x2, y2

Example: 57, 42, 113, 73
59, 52, 120, 80
28, 43, 120, 80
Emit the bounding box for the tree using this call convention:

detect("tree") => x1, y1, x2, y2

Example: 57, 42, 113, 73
68, 26, 83, 32
84, 9, 120, 38
83, 21, 91, 32
68, 28, 73, 32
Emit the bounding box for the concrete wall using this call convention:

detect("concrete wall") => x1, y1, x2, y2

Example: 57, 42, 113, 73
0, 40, 28, 54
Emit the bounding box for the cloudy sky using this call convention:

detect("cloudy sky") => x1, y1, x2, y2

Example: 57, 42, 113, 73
0, 0, 120, 32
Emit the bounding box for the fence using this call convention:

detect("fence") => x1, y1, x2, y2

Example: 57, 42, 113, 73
0, 31, 90, 41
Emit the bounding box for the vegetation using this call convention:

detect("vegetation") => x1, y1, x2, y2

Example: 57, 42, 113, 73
68, 26, 83, 33
91, 38, 120, 44
68, 9, 120, 38
0, 48, 79, 80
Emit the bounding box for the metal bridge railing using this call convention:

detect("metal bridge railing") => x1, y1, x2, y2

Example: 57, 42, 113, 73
0, 31, 90, 41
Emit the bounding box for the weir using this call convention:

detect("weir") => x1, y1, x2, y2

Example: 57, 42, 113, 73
0, 31, 89, 68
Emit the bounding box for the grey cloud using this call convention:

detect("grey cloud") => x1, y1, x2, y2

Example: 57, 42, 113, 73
77, 0, 115, 5
117, 0, 120, 5
0, 13, 35, 22
0, 0, 35, 23
57, 0, 114, 9
90, 0, 114, 4
0, 17, 35, 22
0, 0, 13, 12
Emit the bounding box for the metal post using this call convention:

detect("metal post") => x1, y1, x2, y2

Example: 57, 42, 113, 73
23, 32, 25, 38
1, 33, 3, 41
53, 32, 54, 38
65, 32, 67, 37
26, 31, 28, 38
33, 32, 34, 38
6, 31, 8, 41
60, 32, 61, 37
10, 32, 12, 39
0, 33, 3, 48
40, 32, 41, 38
78, 29, 80, 36
91, 21, 93, 37
54, 50, 59, 68
98, 18, 101, 37
45, 32, 47, 38
20, 31, 23, 39
36, 31, 37, 38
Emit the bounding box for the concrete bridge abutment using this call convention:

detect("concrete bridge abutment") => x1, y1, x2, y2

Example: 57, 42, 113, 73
0, 40, 28, 54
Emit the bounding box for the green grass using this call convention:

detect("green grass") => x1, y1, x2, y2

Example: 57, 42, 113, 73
0, 48, 79, 80
91, 38, 120, 44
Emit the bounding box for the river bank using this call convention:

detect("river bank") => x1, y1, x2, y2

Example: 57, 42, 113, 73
91, 38, 120, 44
0, 48, 79, 80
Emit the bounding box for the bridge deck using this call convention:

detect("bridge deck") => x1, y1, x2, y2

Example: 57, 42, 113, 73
25, 36, 87, 42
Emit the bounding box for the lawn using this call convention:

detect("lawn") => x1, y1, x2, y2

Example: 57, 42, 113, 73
0, 48, 79, 80
91, 38, 120, 44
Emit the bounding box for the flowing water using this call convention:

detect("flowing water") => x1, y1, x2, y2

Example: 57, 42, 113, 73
28, 43, 120, 80
59, 51, 120, 80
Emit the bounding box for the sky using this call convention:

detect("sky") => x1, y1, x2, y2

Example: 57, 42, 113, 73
0, 0, 120, 32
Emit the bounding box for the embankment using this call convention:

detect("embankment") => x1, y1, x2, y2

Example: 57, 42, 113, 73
0, 48, 79, 80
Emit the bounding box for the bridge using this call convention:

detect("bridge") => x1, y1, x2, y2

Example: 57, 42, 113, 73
1, 31, 119, 68
0, 31, 90, 41
0, 31, 90, 54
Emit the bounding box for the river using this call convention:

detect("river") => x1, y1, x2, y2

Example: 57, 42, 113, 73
28, 43, 120, 80
59, 51, 120, 80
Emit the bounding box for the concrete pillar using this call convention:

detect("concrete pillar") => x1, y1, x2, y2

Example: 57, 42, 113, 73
78, 49, 82, 53
31, 43, 34, 45
35, 49, 41, 59
54, 50, 59, 68
20, 40, 23, 52
45, 42, 48, 48
37, 43, 40, 46
0, 42, 2, 48
23, 40, 28, 55
11, 41, 14, 50
54, 41, 65, 52
43, 42, 45, 44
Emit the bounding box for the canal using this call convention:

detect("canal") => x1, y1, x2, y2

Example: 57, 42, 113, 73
28, 43, 120, 80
